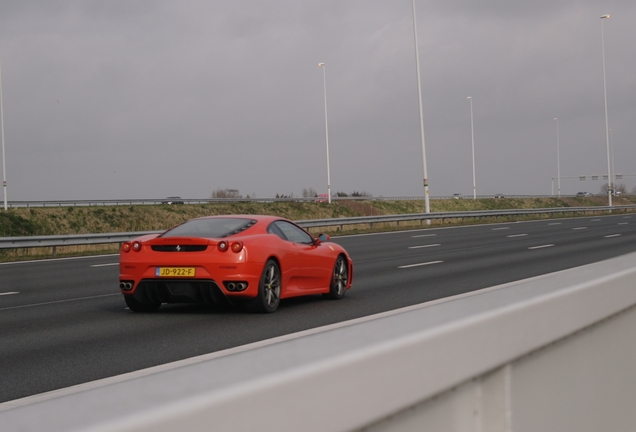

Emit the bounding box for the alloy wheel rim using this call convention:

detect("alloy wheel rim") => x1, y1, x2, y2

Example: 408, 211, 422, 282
335, 258, 347, 295
264, 264, 280, 306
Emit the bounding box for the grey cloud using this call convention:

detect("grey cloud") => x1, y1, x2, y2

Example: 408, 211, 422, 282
0, 0, 634, 200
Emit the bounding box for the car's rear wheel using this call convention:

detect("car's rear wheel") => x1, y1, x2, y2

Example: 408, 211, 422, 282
124, 295, 161, 312
246, 259, 281, 313
325, 255, 348, 300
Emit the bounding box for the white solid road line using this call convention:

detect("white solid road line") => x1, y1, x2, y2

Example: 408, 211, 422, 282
492, 227, 510, 230
0, 292, 19, 296
507, 234, 528, 238
0, 254, 119, 266
412, 234, 437, 238
90, 263, 119, 267
572, 227, 587, 230
0, 293, 119, 311
605, 234, 621, 238
0, 271, 561, 412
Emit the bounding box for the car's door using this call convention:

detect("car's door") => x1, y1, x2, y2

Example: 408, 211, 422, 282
270, 221, 332, 292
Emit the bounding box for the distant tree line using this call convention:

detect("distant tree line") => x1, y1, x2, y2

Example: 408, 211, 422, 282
211, 187, 373, 199
303, 188, 372, 198
336, 190, 372, 197
599, 183, 627, 195
211, 188, 242, 199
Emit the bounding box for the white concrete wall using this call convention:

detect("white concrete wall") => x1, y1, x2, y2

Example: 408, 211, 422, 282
363, 305, 636, 432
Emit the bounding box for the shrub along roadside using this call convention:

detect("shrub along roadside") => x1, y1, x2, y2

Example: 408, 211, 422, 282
0, 196, 633, 261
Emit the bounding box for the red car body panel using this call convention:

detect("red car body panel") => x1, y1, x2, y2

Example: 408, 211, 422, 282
119, 215, 352, 309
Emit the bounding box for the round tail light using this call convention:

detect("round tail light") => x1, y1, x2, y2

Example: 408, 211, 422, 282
231, 241, 244, 253
218, 241, 229, 252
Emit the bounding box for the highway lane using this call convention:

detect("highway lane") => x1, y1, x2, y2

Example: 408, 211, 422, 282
1, 213, 636, 403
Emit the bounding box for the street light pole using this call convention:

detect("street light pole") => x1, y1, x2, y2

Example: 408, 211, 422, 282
600, 14, 612, 206
318, 63, 331, 204
411, 0, 430, 215
554, 118, 561, 197
0, 57, 7, 211
609, 128, 616, 193
467, 97, 476, 199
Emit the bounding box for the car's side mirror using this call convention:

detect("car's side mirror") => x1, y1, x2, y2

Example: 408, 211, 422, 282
314, 233, 330, 245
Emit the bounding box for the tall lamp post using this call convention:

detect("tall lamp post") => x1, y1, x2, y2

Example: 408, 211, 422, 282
600, 14, 612, 206
467, 97, 476, 199
609, 128, 615, 190
411, 0, 430, 215
0, 57, 7, 211
554, 118, 561, 197
318, 63, 331, 204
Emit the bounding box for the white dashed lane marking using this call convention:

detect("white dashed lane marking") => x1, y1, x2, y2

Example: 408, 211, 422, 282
398, 261, 443, 269
528, 244, 554, 250
408, 244, 441, 249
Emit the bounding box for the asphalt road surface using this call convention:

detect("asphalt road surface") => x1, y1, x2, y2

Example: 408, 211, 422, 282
1, 213, 636, 402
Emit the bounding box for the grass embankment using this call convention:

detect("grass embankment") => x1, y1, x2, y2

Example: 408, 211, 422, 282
0, 195, 633, 261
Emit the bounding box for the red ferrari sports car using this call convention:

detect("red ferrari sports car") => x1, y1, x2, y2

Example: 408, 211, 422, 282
119, 215, 353, 313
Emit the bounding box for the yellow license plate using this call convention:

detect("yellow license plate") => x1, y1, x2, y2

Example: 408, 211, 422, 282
156, 267, 196, 277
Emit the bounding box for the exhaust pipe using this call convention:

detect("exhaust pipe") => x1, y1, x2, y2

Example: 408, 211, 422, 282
224, 281, 248, 292
119, 282, 133, 291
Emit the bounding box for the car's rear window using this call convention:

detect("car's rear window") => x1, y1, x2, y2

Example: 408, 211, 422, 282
161, 218, 257, 239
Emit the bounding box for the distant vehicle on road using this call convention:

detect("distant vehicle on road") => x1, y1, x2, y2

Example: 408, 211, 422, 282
452, 194, 461, 199
576, 192, 592, 197
494, 193, 504, 198
161, 197, 184, 204
315, 194, 329, 202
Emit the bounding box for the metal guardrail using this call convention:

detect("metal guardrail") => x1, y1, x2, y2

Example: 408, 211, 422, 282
1, 205, 635, 251
297, 205, 636, 229
2, 250, 635, 430
3, 195, 565, 208
0, 231, 160, 250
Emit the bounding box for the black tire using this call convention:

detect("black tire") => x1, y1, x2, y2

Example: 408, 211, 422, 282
325, 255, 348, 300
245, 259, 281, 313
124, 295, 161, 312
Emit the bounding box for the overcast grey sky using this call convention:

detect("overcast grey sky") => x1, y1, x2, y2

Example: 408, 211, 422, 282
1, 0, 635, 200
